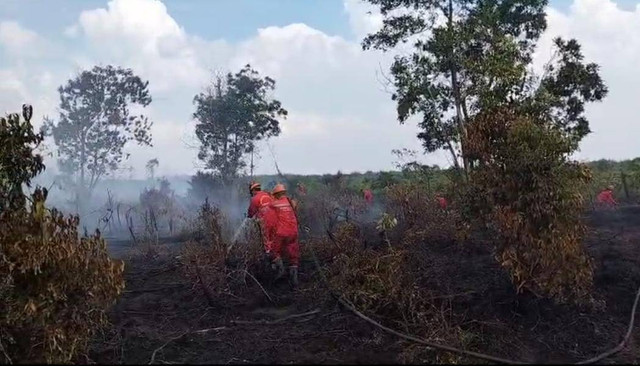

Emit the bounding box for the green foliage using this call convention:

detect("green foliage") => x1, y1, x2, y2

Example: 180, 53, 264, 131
0, 105, 44, 210
187, 171, 225, 204
0, 106, 124, 363
44, 65, 153, 212
524, 38, 608, 141
362, 0, 606, 172
464, 108, 593, 302
194, 65, 288, 183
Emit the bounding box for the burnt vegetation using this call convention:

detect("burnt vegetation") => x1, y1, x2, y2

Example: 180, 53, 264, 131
3, 1, 640, 364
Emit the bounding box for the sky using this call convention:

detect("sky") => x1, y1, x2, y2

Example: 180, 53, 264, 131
1, 0, 639, 179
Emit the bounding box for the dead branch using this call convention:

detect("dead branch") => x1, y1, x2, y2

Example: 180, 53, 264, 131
124, 284, 184, 294
0, 340, 12, 364
148, 331, 188, 364
231, 309, 321, 325
195, 263, 216, 307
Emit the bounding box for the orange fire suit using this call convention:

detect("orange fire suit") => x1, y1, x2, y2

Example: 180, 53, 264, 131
363, 189, 373, 205
436, 196, 448, 210
597, 189, 617, 207
247, 191, 277, 254
270, 196, 300, 266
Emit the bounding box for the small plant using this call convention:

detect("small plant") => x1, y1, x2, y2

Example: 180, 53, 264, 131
181, 198, 264, 306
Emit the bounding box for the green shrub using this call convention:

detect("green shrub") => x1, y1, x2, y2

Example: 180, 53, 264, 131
464, 107, 593, 303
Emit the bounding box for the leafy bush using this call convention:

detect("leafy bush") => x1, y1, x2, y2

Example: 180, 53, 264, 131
385, 181, 469, 245
139, 178, 184, 235
0, 106, 44, 210
1, 190, 125, 363
464, 107, 593, 302
328, 246, 429, 324
0, 106, 124, 363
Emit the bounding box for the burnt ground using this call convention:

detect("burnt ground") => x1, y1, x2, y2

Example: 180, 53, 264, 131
88, 206, 640, 364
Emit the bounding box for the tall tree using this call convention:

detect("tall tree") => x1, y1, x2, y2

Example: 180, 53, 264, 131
193, 64, 287, 184
362, 0, 606, 175
44, 65, 153, 213
146, 158, 159, 180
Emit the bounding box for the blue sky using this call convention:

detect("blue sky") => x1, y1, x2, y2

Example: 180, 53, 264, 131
1, 0, 352, 42
6, 0, 638, 43
1, 0, 639, 178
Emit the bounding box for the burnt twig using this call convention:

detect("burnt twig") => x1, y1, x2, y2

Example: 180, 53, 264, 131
231, 309, 321, 325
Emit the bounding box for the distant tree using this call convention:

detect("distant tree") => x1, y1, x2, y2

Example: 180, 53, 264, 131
44, 65, 153, 214
363, 0, 607, 176
193, 65, 288, 184
146, 158, 159, 180
187, 171, 224, 204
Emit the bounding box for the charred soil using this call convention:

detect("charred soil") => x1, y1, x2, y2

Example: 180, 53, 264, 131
89, 206, 640, 364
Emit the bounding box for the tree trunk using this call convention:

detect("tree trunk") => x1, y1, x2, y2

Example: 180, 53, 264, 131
447, 0, 469, 180
621, 171, 630, 200
79, 132, 86, 219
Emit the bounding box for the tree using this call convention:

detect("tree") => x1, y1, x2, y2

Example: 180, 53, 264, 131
193, 65, 287, 184
44, 65, 153, 214
146, 158, 159, 180
362, 0, 606, 175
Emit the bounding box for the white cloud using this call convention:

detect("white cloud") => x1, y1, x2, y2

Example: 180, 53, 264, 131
1, 0, 639, 180
343, 0, 384, 40
70, 0, 227, 92
0, 21, 44, 58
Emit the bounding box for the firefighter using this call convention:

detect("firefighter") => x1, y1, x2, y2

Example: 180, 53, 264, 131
597, 185, 618, 209
297, 182, 307, 196
435, 193, 448, 210
247, 182, 277, 259
270, 183, 300, 288
363, 188, 374, 205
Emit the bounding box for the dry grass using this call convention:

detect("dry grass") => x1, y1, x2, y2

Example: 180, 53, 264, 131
180, 199, 266, 307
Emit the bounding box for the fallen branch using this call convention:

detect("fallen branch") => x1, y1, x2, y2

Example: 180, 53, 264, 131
124, 284, 184, 294
428, 291, 477, 300
192, 326, 228, 334
231, 309, 321, 325
148, 331, 188, 364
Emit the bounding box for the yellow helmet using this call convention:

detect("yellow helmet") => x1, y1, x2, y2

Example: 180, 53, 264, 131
272, 183, 286, 195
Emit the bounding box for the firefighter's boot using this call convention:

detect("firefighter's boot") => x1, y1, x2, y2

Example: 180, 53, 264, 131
271, 257, 285, 280
289, 265, 299, 289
